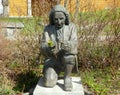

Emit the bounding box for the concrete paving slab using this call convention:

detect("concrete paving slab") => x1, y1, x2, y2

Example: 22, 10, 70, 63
33, 77, 84, 95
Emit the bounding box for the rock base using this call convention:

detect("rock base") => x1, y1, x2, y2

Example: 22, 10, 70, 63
33, 77, 84, 95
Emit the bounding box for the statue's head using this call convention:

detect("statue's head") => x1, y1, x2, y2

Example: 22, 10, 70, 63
49, 4, 70, 28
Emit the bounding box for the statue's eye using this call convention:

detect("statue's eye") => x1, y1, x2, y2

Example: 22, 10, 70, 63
54, 18, 58, 21
60, 18, 64, 20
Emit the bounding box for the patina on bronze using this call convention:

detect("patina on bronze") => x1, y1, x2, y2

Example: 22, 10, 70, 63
41, 4, 78, 91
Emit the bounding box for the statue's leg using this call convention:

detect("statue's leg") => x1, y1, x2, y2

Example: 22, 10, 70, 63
43, 58, 58, 87
64, 64, 74, 91
63, 55, 76, 91
44, 67, 58, 87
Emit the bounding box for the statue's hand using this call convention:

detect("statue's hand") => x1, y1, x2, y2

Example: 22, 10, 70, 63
47, 47, 58, 58
61, 42, 71, 52
47, 40, 58, 56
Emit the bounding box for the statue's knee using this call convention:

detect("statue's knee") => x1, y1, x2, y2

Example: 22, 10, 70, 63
44, 67, 58, 87
63, 55, 76, 65
43, 58, 55, 74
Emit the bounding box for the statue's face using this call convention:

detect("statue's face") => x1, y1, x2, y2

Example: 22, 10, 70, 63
53, 11, 66, 29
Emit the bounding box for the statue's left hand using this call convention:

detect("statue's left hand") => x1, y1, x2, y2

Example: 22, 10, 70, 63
49, 47, 59, 56
61, 42, 71, 52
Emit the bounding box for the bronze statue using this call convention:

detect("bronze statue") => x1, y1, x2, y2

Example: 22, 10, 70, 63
41, 4, 78, 91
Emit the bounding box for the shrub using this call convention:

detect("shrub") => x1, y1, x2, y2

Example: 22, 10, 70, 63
77, 9, 120, 70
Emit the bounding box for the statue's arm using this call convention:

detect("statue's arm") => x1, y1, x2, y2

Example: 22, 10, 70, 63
62, 23, 78, 54
69, 24, 78, 54
41, 26, 56, 58
41, 27, 50, 57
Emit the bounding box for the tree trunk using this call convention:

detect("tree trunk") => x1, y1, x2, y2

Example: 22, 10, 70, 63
74, 0, 80, 22
64, 0, 69, 8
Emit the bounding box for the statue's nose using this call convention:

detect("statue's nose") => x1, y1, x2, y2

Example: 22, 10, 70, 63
58, 19, 61, 24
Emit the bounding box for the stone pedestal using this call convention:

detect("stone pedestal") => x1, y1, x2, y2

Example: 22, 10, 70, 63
33, 77, 84, 95
0, 22, 24, 40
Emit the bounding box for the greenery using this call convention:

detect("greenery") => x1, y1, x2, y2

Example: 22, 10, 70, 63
80, 68, 120, 95
0, 7, 120, 95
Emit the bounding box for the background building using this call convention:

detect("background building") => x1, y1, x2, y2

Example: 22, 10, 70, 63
4, 0, 120, 17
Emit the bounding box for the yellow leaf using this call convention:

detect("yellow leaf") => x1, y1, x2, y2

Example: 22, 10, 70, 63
47, 40, 54, 47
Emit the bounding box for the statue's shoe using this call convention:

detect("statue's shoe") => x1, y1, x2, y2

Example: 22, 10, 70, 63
64, 77, 73, 91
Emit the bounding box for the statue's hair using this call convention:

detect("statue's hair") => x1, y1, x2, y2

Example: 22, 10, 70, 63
49, 4, 70, 25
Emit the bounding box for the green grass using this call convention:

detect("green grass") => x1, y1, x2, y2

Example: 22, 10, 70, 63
0, 17, 45, 35
0, 17, 27, 22
80, 68, 120, 95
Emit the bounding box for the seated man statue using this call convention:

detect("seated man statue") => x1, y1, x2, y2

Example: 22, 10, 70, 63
41, 4, 78, 91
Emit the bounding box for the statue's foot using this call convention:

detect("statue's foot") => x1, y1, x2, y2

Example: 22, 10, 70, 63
44, 78, 56, 87
64, 77, 73, 91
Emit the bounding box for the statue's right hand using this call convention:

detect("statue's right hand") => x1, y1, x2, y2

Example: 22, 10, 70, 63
42, 41, 57, 57
47, 40, 56, 54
